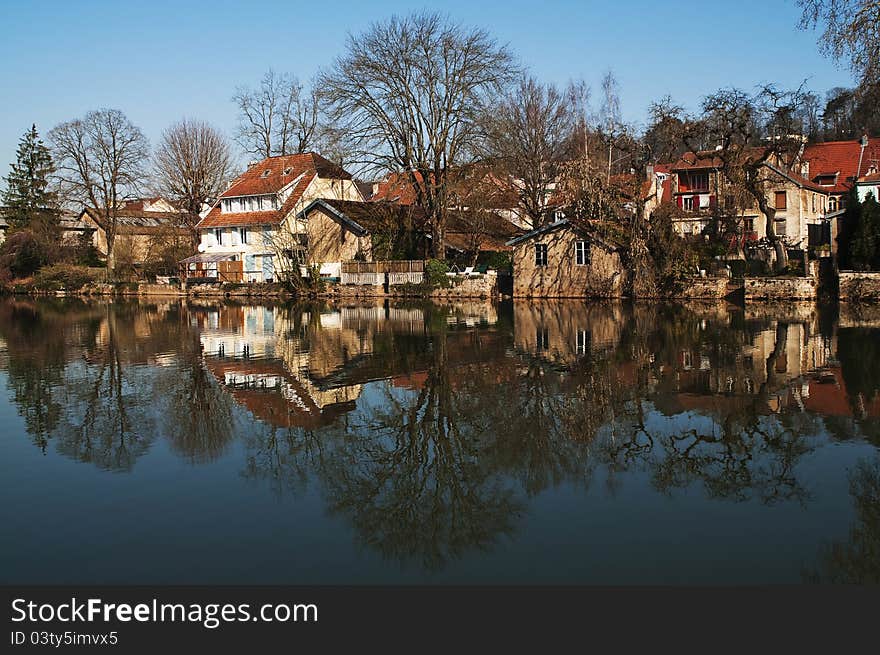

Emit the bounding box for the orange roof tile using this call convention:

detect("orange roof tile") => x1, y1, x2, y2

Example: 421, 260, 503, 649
802, 137, 880, 194
197, 153, 354, 229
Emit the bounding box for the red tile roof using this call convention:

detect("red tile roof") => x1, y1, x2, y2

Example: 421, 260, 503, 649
197, 153, 354, 229
858, 172, 880, 184
801, 137, 880, 194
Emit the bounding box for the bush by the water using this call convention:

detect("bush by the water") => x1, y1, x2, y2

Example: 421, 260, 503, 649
32, 264, 104, 291
425, 258, 452, 288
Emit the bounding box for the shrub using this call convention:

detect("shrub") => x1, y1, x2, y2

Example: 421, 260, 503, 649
308, 265, 326, 292
425, 258, 451, 288
0, 229, 50, 279
32, 264, 103, 291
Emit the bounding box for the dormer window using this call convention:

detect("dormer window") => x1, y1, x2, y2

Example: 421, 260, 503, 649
261, 169, 271, 178
221, 195, 279, 213
282, 167, 292, 175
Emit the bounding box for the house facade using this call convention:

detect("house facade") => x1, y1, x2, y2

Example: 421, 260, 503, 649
666, 151, 830, 250
185, 153, 363, 283
79, 207, 192, 263
507, 219, 625, 298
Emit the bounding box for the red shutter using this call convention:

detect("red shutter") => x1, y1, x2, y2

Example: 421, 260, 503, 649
676, 196, 683, 209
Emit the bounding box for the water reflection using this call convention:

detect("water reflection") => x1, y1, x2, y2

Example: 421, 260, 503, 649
2, 296, 880, 580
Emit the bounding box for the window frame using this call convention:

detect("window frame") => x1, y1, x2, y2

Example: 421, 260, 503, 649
535, 243, 548, 267
775, 190, 787, 211
575, 240, 590, 266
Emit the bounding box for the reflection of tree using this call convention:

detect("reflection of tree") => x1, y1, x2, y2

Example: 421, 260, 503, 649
0, 299, 104, 452
156, 323, 236, 464
648, 419, 814, 505
838, 327, 880, 420
319, 328, 523, 571
242, 424, 327, 497
808, 456, 880, 584
53, 307, 157, 471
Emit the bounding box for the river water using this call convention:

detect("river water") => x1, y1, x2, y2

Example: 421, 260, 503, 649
1, 296, 878, 583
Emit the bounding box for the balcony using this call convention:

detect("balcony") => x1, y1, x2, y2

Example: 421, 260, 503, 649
675, 193, 716, 214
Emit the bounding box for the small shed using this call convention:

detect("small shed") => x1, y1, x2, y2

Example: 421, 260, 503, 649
506, 219, 626, 298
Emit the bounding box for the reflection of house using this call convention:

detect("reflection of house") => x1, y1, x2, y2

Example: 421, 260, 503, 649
196, 304, 364, 428
507, 219, 625, 298
513, 301, 625, 365
184, 153, 364, 283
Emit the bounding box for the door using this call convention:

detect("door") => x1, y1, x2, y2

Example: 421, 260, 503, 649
263, 255, 274, 283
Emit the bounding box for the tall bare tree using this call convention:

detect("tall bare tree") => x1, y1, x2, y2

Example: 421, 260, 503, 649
798, 0, 880, 87
232, 69, 320, 158
691, 86, 810, 271
49, 109, 149, 270
482, 76, 584, 228
319, 11, 517, 257
153, 118, 233, 244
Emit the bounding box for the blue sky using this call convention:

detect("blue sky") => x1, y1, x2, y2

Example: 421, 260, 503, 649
0, 0, 854, 171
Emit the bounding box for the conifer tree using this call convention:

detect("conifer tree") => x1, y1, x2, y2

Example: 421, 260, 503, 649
2, 124, 58, 228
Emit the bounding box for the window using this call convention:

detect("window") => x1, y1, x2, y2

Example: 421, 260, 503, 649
576, 329, 590, 355
829, 196, 838, 212
775, 191, 787, 210
261, 169, 271, 178
744, 218, 754, 233
683, 196, 695, 211
535, 243, 548, 267
575, 240, 590, 266
725, 195, 736, 210
812, 194, 816, 213
282, 167, 292, 175
240, 227, 248, 244
214, 228, 223, 246
536, 327, 549, 351
681, 171, 709, 192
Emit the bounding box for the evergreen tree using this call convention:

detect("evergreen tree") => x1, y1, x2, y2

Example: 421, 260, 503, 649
851, 193, 880, 271
2, 124, 58, 228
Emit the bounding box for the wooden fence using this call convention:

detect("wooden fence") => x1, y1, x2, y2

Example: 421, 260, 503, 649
341, 260, 424, 286
181, 259, 244, 283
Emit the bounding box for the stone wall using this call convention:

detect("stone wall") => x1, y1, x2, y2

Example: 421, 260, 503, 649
743, 276, 818, 301
429, 273, 497, 299
839, 271, 880, 302
672, 277, 731, 299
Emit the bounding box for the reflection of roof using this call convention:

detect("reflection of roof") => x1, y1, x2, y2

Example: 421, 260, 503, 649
801, 367, 880, 418
204, 356, 354, 429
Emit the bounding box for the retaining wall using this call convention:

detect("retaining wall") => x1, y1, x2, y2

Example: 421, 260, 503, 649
744, 276, 818, 301
838, 271, 880, 302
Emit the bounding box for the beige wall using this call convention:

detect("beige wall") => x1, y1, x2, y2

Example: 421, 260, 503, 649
512, 226, 624, 298
305, 207, 372, 267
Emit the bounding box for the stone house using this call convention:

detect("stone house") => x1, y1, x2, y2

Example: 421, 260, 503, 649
507, 218, 625, 298
79, 207, 192, 264
666, 151, 830, 251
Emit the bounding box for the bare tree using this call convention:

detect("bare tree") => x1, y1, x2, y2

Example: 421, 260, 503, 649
49, 109, 149, 270
482, 76, 584, 228
599, 70, 624, 183
692, 85, 810, 271
153, 118, 233, 244
319, 11, 517, 257
232, 69, 320, 158
798, 0, 880, 86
